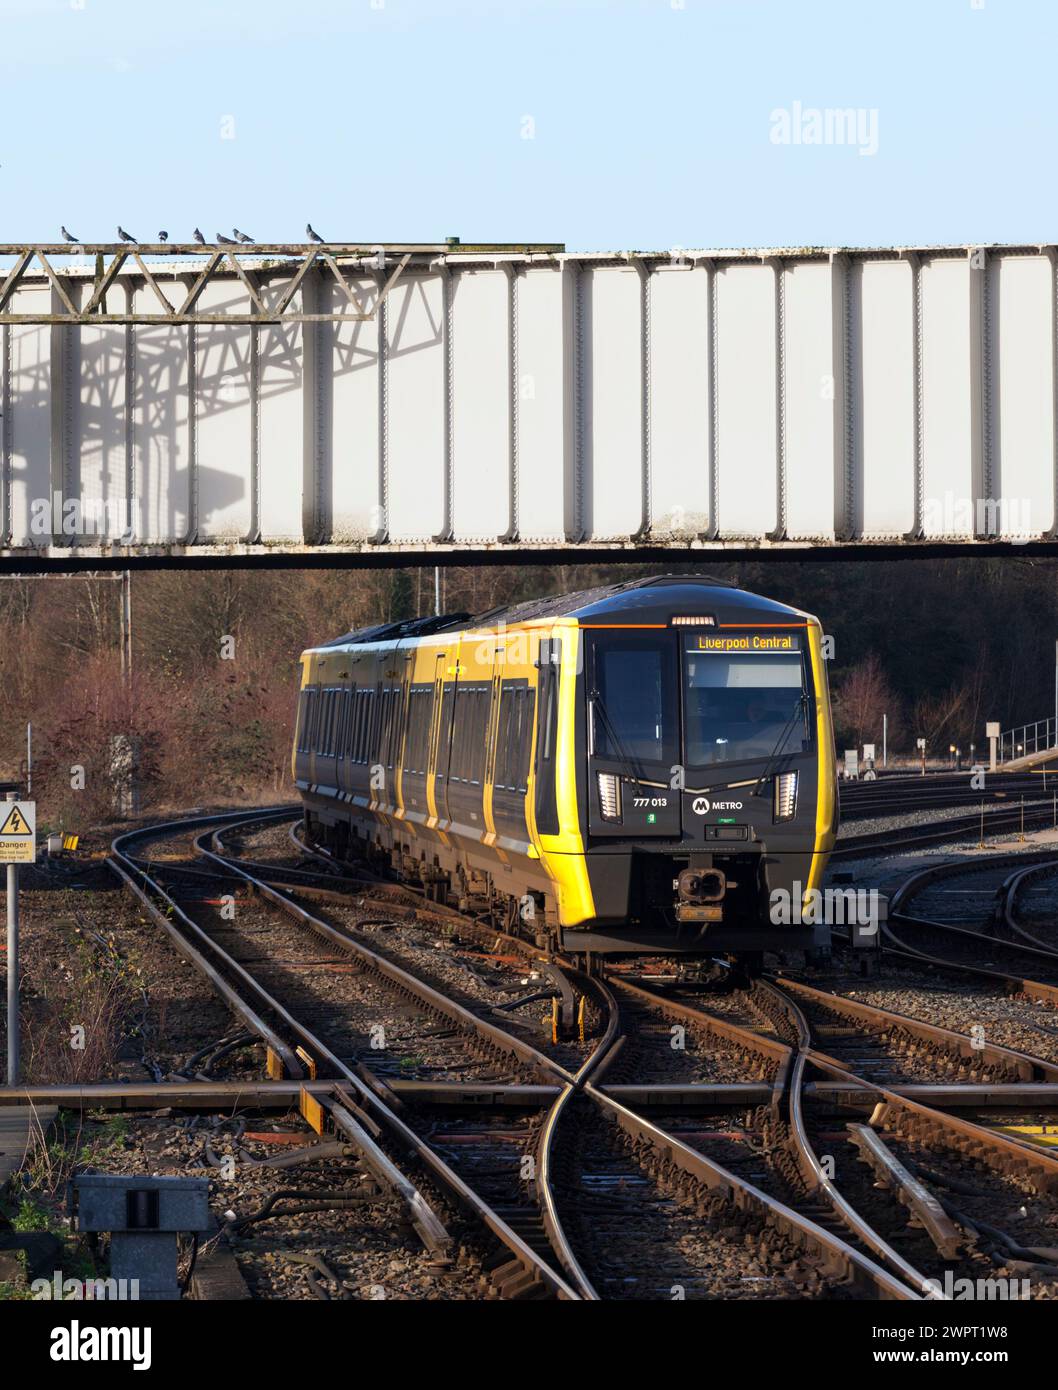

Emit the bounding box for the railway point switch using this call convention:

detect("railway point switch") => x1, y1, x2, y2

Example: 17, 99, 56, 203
69, 1174, 211, 1301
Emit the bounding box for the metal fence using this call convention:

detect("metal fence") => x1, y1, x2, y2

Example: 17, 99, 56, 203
1000, 717, 1057, 763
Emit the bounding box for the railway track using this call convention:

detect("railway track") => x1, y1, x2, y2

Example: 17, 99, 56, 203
240, 814, 933, 1299
110, 810, 583, 1299
617, 972, 1058, 1298
5, 799, 1048, 1301
878, 854, 1058, 1005
840, 773, 1052, 823
97, 808, 930, 1299
833, 802, 1057, 859
1003, 860, 1058, 954
281, 812, 1045, 1300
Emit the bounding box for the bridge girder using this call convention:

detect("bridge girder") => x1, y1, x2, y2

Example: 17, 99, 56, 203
2, 242, 1057, 560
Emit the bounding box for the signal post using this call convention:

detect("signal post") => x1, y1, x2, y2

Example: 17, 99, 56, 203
0, 786, 35, 1085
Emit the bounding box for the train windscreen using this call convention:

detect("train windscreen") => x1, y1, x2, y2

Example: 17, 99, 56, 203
683, 635, 808, 766
591, 635, 677, 765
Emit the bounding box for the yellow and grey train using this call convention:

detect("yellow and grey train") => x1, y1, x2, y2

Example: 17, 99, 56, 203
293, 577, 839, 958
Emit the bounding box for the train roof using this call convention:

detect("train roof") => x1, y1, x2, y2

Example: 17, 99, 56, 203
317, 576, 810, 651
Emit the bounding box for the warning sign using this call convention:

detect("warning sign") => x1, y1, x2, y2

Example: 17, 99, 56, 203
0, 801, 36, 864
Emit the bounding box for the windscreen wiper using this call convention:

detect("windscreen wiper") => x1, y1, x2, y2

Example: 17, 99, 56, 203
591, 691, 648, 785
752, 693, 810, 797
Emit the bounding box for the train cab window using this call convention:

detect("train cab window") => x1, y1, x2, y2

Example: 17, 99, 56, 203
590, 636, 676, 765
683, 640, 809, 765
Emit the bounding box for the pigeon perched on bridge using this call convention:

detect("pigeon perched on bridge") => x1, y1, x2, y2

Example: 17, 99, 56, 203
117, 226, 137, 243
216, 232, 236, 245
193, 228, 206, 245
306, 223, 324, 244
158, 230, 168, 242
61, 226, 79, 243
233, 228, 255, 244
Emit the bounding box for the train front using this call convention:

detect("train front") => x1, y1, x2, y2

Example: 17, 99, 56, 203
566, 582, 838, 957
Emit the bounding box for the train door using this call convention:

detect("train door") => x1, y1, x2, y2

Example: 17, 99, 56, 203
533, 638, 561, 837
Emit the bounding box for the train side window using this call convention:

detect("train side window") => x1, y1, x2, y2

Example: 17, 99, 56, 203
338, 689, 348, 757
321, 690, 333, 755
383, 686, 401, 769
352, 690, 360, 762
402, 685, 434, 775
450, 687, 469, 781
450, 684, 489, 784
359, 688, 375, 764
469, 687, 490, 785
303, 689, 315, 751
385, 688, 397, 767
312, 689, 323, 752
351, 687, 364, 761
354, 688, 363, 757
317, 689, 327, 753
365, 689, 375, 762
296, 689, 312, 753
495, 682, 534, 794
391, 686, 409, 770
328, 689, 339, 756
514, 687, 534, 794
347, 688, 358, 760
434, 684, 456, 779
373, 688, 388, 766
495, 688, 515, 790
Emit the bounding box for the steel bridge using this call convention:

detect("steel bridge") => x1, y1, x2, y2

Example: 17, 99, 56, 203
2, 240, 1058, 563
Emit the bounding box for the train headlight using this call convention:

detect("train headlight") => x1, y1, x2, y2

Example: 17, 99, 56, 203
597, 772, 622, 822
773, 771, 798, 821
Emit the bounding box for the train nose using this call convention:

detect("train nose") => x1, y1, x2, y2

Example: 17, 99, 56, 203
677, 867, 726, 903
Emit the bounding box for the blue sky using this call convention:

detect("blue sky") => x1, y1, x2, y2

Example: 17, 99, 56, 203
0, 0, 1053, 251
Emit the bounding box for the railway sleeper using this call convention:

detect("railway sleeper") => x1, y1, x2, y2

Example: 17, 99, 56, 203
484, 1255, 552, 1300
621, 1133, 849, 1290
890, 1114, 1058, 1197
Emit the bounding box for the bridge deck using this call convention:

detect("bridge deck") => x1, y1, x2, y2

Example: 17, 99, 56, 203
3, 242, 1058, 559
